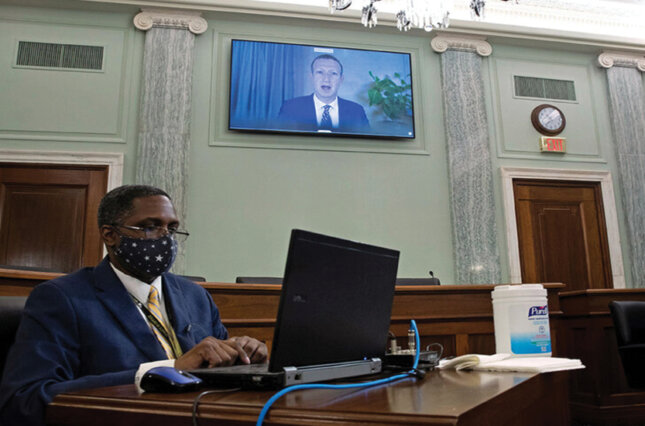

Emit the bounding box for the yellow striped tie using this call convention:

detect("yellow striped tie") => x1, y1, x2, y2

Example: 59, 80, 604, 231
147, 286, 175, 359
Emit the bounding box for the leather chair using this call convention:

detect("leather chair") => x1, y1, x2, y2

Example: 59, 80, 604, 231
0, 296, 28, 381
609, 300, 645, 389
178, 275, 206, 283
235, 277, 283, 284
235, 277, 443, 286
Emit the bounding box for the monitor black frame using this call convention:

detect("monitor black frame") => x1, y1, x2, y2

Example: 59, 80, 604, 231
228, 39, 416, 141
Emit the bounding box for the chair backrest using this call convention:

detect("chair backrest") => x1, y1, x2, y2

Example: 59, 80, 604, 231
178, 275, 206, 283
0, 296, 28, 381
609, 300, 645, 389
235, 276, 283, 284
609, 301, 645, 346
396, 278, 441, 286
235, 277, 444, 285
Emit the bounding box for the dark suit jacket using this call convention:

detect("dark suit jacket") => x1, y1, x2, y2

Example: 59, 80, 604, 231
0, 257, 228, 426
277, 94, 370, 133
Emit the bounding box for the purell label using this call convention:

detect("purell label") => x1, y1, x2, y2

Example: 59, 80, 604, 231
509, 304, 551, 354
528, 305, 548, 318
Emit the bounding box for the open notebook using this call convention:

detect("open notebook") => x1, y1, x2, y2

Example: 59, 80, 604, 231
190, 229, 400, 388
438, 353, 585, 373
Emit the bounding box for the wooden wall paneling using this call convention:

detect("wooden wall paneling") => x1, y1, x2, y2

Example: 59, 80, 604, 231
203, 283, 565, 358
83, 167, 109, 267
0, 164, 108, 272
0, 267, 62, 296
467, 333, 496, 355
604, 326, 631, 391
0, 275, 565, 359
0, 184, 86, 272
204, 283, 280, 353
559, 289, 645, 425
205, 283, 280, 319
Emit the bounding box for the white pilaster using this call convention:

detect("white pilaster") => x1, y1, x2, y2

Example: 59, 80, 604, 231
597, 51, 645, 72
134, 8, 208, 34
431, 35, 492, 57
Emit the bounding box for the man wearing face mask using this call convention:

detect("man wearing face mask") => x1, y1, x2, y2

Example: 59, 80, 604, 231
0, 185, 267, 426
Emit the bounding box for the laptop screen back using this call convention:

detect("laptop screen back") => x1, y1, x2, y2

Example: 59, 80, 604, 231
268, 230, 400, 371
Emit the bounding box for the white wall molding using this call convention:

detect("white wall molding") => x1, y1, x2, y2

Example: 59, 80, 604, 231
598, 50, 645, 72
0, 150, 124, 191
479, 0, 644, 44
500, 167, 625, 289
431, 35, 492, 57
59, 0, 645, 47
134, 8, 208, 34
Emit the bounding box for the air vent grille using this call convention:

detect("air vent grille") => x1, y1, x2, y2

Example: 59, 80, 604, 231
514, 76, 576, 101
16, 41, 104, 70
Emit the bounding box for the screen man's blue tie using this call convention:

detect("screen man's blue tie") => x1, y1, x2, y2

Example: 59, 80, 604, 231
320, 105, 332, 130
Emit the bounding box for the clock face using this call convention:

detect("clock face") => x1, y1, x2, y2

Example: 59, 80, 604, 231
538, 107, 562, 130
531, 104, 566, 136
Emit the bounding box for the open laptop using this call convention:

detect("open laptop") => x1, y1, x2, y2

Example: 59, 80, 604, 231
190, 229, 400, 388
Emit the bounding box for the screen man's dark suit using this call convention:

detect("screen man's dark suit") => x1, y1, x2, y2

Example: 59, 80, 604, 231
277, 94, 370, 133
0, 257, 228, 426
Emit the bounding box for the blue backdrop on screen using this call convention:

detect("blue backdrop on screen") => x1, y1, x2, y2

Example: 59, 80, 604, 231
229, 40, 415, 139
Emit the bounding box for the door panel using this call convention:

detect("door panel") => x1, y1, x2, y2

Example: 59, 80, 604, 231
514, 179, 612, 290
0, 164, 108, 272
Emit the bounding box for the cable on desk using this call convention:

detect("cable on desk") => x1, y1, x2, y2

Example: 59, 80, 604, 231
426, 342, 444, 360
192, 387, 241, 426
255, 319, 422, 426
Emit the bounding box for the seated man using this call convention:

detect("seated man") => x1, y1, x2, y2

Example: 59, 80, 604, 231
0, 185, 267, 426
277, 54, 370, 133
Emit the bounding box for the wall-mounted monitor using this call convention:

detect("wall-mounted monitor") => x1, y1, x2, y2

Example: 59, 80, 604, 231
229, 39, 415, 140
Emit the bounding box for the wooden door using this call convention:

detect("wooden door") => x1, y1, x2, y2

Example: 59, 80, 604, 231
0, 164, 108, 273
513, 179, 612, 290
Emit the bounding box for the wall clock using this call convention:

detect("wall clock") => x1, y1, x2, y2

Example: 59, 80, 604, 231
531, 104, 566, 136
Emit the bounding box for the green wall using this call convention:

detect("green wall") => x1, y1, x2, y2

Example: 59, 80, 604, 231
483, 40, 629, 287
0, 5, 142, 184
0, 4, 633, 285
185, 15, 453, 282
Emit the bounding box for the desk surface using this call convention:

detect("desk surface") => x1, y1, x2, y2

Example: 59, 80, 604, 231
48, 370, 569, 426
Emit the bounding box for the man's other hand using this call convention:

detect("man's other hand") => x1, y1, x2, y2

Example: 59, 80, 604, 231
230, 336, 268, 364
174, 337, 247, 370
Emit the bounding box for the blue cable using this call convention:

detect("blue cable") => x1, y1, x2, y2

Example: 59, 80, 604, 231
255, 319, 421, 426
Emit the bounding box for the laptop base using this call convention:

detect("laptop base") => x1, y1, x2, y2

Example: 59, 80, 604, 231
191, 358, 382, 389
283, 358, 382, 386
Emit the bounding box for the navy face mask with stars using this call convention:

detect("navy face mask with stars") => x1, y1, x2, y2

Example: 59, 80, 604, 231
114, 234, 177, 277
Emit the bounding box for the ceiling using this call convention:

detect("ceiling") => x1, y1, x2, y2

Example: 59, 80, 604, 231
3, 0, 644, 47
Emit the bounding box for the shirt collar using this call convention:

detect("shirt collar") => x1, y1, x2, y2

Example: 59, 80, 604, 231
110, 262, 163, 305
313, 94, 339, 110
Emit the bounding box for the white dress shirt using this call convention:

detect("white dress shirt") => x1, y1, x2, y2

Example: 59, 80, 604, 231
111, 264, 171, 326
109, 263, 175, 392
313, 95, 339, 128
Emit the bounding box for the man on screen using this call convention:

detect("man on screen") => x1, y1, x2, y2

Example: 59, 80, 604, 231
277, 54, 370, 133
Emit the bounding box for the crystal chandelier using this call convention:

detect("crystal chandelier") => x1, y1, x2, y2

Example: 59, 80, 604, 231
329, 0, 486, 31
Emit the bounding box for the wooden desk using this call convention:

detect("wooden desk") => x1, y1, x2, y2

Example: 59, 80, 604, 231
47, 370, 570, 426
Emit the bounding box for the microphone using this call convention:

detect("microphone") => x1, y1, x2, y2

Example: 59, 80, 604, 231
428, 271, 441, 286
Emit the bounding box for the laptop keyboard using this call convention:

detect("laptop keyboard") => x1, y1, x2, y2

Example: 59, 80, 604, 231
214, 363, 269, 372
